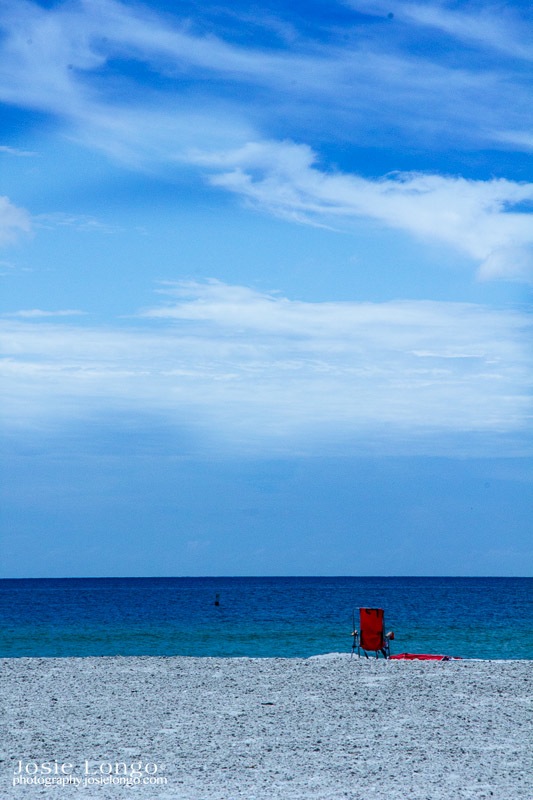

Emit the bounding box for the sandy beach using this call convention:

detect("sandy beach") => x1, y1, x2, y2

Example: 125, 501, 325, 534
2, 655, 531, 799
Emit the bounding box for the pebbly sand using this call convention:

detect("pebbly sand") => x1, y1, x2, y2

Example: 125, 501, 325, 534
1, 655, 531, 800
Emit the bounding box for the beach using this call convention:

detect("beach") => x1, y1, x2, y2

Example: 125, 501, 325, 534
2, 655, 531, 799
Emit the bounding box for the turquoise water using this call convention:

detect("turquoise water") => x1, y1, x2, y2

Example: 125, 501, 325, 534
1, 577, 531, 659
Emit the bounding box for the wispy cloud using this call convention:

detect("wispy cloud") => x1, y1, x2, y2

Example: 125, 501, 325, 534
0, 0, 253, 164
351, 0, 533, 62
2, 282, 531, 453
1, 1, 530, 282
0, 0, 531, 167
0, 144, 37, 157
2, 0, 530, 292
0, 195, 32, 245
195, 140, 533, 282
5, 309, 86, 318
34, 213, 119, 233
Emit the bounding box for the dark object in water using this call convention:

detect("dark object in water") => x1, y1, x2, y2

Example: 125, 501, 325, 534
214, 593, 220, 607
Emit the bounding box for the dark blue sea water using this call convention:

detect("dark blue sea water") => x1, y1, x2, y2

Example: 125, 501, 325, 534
0, 577, 531, 660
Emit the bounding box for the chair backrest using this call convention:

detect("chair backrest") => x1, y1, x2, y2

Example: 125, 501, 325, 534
359, 607, 385, 651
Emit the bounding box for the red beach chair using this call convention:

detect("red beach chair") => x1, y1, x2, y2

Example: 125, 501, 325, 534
352, 607, 394, 659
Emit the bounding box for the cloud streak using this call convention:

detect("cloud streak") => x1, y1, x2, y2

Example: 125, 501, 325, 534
6, 309, 86, 318
0, 144, 37, 157
0, 0, 531, 164
348, 0, 533, 62
196, 140, 533, 282
0, 195, 31, 245
1, 0, 531, 282
2, 282, 531, 454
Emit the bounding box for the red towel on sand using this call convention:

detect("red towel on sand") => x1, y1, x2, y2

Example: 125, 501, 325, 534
389, 652, 460, 661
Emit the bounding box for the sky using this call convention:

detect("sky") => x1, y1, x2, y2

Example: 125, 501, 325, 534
1, 0, 532, 577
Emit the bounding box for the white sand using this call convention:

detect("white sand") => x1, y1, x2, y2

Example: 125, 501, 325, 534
1, 655, 531, 799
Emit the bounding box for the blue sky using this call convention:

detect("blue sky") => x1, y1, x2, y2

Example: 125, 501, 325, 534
1, 0, 532, 577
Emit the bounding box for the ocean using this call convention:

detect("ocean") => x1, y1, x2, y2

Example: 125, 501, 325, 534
1, 576, 531, 660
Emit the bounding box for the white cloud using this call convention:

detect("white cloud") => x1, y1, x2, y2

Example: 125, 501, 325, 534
478, 247, 533, 283
0, 196, 31, 245
2, 282, 531, 453
348, 1, 533, 61
0, 0, 253, 165
34, 213, 119, 233
0, 144, 37, 157
494, 130, 533, 154
0, 1, 531, 285
0, 0, 531, 166
194, 140, 533, 282
5, 309, 86, 318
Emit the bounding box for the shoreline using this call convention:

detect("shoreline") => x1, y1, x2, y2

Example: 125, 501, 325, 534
2, 655, 531, 798
2, 653, 532, 660
2, 651, 531, 661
